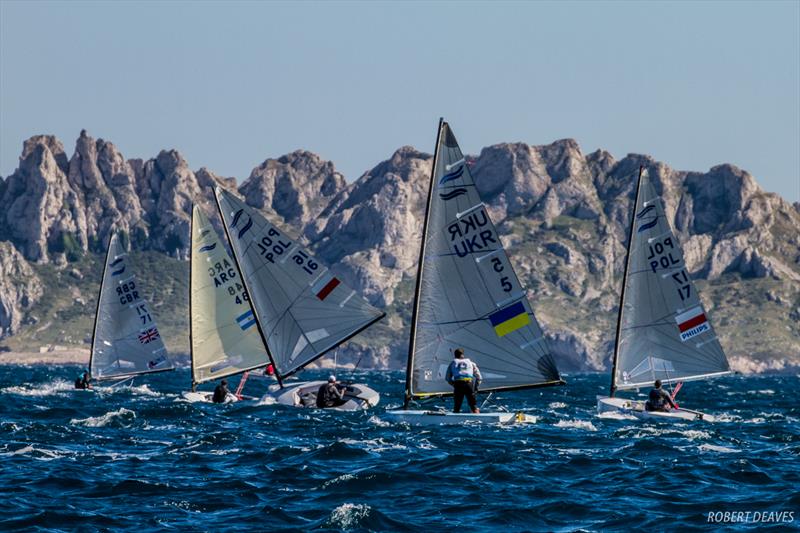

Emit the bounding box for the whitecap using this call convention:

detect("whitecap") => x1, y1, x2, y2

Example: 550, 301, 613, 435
1, 379, 73, 397
327, 503, 371, 530
548, 402, 567, 409
554, 419, 597, 432
0, 445, 65, 461
368, 415, 390, 427
70, 407, 136, 427
340, 437, 408, 453
698, 444, 741, 453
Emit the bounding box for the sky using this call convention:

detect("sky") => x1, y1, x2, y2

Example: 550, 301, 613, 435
1, 1, 798, 201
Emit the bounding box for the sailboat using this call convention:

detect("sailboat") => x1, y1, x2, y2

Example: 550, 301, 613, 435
182, 205, 272, 403
596, 166, 732, 422
386, 119, 565, 425
88, 230, 174, 384
213, 187, 385, 410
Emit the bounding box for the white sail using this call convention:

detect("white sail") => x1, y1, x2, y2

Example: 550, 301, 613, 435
90, 232, 173, 380
612, 169, 730, 391
406, 120, 563, 399
190, 206, 270, 385
214, 188, 384, 378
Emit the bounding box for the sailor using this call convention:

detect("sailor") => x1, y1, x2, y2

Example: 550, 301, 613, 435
74, 372, 92, 390
446, 348, 482, 414
645, 379, 677, 412
316, 375, 347, 408
212, 379, 230, 403
264, 363, 275, 377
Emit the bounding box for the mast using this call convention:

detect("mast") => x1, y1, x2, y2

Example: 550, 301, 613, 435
88, 226, 114, 379
189, 205, 196, 392
213, 188, 284, 388
404, 117, 444, 408
610, 165, 644, 397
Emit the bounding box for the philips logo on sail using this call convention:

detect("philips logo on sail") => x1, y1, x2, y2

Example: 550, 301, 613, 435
675, 307, 709, 342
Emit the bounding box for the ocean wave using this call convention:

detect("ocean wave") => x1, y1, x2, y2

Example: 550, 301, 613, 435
326, 503, 372, 530
70, 407, 136, 428
698, 444, 741, 453
554, 419, 598, 432
1, 379, 74, 396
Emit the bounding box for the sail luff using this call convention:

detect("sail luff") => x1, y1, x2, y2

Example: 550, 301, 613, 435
404, 117, 444, 407
89, 227, 114, 378
212, 189, 284, 387
189, 205, 196, 391
610, 165, 644, 397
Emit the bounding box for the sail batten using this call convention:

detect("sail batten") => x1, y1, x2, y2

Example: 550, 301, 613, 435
214, 188, 384, 378
190, 206, 271, 385
406, 120, 562, 399
90, 232, 174, 380
612, 169, 730, 391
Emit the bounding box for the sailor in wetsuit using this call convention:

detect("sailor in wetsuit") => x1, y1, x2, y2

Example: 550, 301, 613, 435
74, 372, 92, 390
212, 379, 230, 403
645, 379, 677, 412
446, 348, 482, 414
316, 375, 347, 408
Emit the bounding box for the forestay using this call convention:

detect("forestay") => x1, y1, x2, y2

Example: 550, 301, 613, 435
190, 206, 270, 385
407, 120, 562, 398
90, 232, 173, 380
214, 188, 385, 378
613, 169, 730, 391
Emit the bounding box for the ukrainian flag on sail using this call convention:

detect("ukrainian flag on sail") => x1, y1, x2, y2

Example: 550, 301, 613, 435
488, 301, 530, 337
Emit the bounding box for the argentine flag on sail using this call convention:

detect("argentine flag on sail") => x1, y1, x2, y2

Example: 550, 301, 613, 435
236, 310, 256, 331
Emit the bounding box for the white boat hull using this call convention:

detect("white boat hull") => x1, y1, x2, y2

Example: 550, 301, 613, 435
262, 381, 379, 411
384, 409, 535, 425
596, 396, 715, 422
182, 391, 240, 404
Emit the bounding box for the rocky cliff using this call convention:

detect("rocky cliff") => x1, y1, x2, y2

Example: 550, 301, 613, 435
1, 131, 798, 373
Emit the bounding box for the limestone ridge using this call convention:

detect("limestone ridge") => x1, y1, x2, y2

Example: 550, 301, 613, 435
0, 131, 798, 371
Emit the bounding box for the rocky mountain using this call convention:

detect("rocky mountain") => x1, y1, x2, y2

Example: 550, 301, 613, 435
1, 131, 798, 373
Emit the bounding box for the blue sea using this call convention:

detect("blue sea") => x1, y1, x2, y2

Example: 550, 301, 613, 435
0, 366, 797, 531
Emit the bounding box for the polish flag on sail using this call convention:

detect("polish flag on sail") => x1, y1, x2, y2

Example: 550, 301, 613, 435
675, 306, 709, 342
311, 272, 340, 301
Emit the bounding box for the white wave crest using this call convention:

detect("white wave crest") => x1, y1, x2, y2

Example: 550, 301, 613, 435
554, 419, 597, 432
548, 402, 567, 409
0, 445, 65, 461
1, 379, 74, 397
340, 437, 408, 453
368, 415, 390, 427
327, 503, 371, 530
70, 407, 136, 427
698, 443, 741, 453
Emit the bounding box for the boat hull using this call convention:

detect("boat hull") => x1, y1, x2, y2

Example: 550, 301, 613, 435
384, 409, 535, 425
182, 391, 240, 404
596, 396, 715, 422
262, 381, 379, 411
